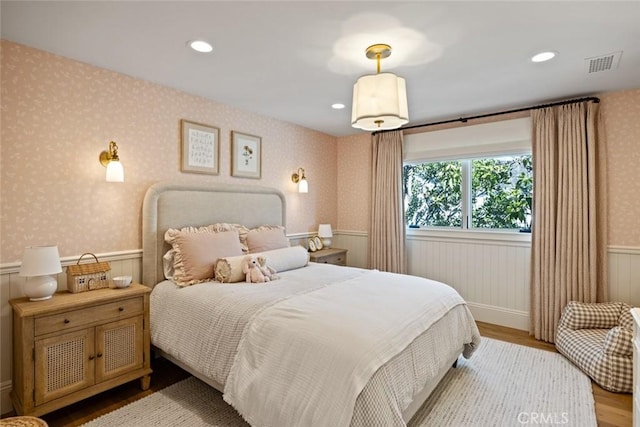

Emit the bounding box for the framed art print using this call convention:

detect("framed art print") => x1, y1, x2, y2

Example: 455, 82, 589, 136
231, 131, 261, 179
181, 119, 220, 175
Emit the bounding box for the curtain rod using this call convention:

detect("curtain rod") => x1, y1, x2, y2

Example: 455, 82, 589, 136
372, 96, 600, 135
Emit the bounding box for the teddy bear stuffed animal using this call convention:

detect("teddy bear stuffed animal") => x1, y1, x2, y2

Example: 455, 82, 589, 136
242, 255, 269, 283
257, 255, 279, 281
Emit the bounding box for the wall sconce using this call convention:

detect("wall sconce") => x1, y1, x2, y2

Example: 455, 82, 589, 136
99, 141, 124, 182
291, 168, 308, 193
19, 245, 62, 301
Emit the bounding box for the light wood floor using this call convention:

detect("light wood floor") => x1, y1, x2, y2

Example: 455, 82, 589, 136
2, 321, 632, 426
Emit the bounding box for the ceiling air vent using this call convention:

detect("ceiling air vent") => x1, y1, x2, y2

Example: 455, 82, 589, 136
584, 51, 622, 73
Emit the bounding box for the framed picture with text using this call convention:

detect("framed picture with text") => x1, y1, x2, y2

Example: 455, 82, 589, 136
181, 119, 220, 175
231, 131, 261, 179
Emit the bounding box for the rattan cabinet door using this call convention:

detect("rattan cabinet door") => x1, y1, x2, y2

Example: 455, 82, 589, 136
95, 316, 144, 383
35, 328, 95, 405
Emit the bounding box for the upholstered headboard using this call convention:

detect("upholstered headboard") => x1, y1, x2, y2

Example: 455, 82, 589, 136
142, 182, 286, 287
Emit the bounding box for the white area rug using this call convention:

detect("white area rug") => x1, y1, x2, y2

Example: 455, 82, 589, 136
82, 338, 596, 427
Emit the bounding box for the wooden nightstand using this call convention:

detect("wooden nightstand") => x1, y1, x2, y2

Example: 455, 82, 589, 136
309, 248, 347, 266
9, 284, 152, 417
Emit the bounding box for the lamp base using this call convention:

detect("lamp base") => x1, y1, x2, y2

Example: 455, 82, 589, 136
23, 275, 57, 301
321, 238, 332, 249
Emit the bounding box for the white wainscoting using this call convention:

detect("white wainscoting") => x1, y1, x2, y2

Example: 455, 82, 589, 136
332, 231, 369, 269
406, 232, 531, 331
608, 246, 640, 306
332, 231, 640, 333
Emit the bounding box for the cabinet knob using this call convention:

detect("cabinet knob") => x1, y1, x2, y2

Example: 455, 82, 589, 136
89, 355, 95, 360
97, 352, 103, 358
64, 319, 70, 324
119, 307, 124, 312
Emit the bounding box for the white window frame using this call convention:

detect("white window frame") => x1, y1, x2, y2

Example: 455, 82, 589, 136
403, 118, 532, 243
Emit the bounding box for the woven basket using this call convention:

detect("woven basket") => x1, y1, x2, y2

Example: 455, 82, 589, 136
0, 416, 48, 427
66, 253, 111, 293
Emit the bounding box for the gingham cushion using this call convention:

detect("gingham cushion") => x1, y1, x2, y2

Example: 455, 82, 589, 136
556, 301, 633, 393
603, 326, 633, 357
560, 301, 622, 330
619, 307, 634, 330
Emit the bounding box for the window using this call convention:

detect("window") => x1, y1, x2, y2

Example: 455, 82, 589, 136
404, 154, 532, 231
402, 117, 533, 232
404, 160, 462, 227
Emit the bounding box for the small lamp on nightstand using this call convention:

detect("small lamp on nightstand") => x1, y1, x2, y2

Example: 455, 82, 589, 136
318, 224, 333, 249
19, 246, 62, 301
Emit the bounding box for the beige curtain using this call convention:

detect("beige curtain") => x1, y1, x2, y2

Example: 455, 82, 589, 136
369, 130, 407, 273
530, 101, 607, 343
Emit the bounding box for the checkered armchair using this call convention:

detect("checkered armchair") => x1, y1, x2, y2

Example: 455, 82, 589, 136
556, 301, 633, 393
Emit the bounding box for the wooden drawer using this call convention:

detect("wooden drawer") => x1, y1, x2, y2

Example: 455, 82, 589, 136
317, 253, 346, 265
35, 297, 143, 336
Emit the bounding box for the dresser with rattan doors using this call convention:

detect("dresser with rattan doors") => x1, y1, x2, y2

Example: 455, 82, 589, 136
9, 284, 152, 416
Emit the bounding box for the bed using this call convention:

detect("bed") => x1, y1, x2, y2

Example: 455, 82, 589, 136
142, 182, 481, 427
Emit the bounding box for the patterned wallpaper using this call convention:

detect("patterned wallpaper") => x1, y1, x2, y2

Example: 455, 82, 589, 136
335, 90, 640, 247
600, 89, 640, 246
0, 40, 338, 262
1, 40, 637, 264
336, 133, 371, 232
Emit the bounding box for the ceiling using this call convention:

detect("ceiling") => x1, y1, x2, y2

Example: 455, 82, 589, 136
2, 1, 639, 137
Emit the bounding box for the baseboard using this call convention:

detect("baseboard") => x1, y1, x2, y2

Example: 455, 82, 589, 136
467, 302, 529, 331
1, 380, 13, 416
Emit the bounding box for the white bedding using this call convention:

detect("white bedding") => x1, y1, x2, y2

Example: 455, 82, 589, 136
150, 263, 480, 426
224, 270, 468, 427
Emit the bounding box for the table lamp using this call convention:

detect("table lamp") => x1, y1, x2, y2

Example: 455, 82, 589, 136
19, 246, 62, 301
318, 224, 333, 249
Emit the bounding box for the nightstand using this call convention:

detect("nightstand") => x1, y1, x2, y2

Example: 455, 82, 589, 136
309, 248, 347, 266
9, 284, 152, 417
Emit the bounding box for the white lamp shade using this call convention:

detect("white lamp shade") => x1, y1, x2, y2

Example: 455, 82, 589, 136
298, 177, 309, 193
318, 224, 333, 238
318, 224, 333, 248
19, 246, 62, 277
351, 72, 409, 131
20, 246, 62, 301
106, 160, 124, 182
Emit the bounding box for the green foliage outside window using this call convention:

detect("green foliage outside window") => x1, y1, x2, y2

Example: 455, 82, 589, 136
471, 156, 532, 229
404, 161, 462, 227
404, 155, 532, 230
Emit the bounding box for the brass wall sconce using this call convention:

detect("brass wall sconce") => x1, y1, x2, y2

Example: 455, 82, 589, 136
291, 168, 308, 193
99, 141, 124, 182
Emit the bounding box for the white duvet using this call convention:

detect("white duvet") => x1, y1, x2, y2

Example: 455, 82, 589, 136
150, 263, 480, 427
223, 270, 466, 427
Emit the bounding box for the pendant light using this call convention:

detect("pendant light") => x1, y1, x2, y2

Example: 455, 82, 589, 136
351, 44, 409, 131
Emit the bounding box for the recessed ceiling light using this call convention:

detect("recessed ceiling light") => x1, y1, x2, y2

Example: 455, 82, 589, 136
188, 40, 213, 53
331, 103, 345, 109
531, 51, 557, 63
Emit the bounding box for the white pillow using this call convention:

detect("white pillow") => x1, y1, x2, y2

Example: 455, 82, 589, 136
163, 249, 175, 279
259, 246, 309, 273
215, 246, 309, 283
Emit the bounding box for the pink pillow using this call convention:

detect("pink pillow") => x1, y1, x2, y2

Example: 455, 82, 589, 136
247, 226, 290, 253
166, 229, 243, 286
